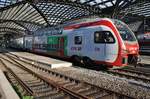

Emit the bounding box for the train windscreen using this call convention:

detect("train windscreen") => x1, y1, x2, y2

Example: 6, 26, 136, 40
112, 20, 136, 42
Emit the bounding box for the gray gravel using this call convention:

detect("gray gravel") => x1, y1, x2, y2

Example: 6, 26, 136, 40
51, 67, 150, 99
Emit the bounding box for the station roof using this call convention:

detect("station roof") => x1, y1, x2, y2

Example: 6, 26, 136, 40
0, 0, 138, 36
130, 1, 150, 17
121, 0, 150, 20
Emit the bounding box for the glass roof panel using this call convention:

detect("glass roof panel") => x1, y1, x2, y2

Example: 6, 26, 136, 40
122, 1, 150, 17
0, 0, 138, 35
0, 0, 22, 8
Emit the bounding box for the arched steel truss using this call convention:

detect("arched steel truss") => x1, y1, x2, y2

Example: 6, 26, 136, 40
122, 0, 150, 18
0, 27, 25, 35
0, 0, 139, 36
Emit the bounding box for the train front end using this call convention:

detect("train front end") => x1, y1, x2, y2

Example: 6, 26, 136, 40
113, 20, 140, 67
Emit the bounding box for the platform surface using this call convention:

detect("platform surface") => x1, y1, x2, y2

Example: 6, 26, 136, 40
8, 49, 72, 68
0, 69, 20, 99
140, 55, 150, 65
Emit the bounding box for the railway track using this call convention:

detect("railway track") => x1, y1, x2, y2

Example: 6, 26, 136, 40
127, 65, 150, 73
1, 56, 86, 99
108, 68, 150, 84
4, 52, 150, 84
0, 53, 134, 99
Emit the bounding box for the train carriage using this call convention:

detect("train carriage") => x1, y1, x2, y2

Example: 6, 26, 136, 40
11, 17, 140, 68
10, 37, 24, 49
24, 36, 33, 51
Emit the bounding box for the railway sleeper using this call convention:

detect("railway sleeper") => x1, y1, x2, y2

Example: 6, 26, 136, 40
67, 83, 87, 90
34, 90, 59, 98
48, 76, 65, 82
64, 82, 81, 89
29, 82, 47, 88
20, 75, 37, 80
87, 90, 109, 99
71, 85, 91, 93
86, 89, 103, 97
80, 88, 100, 96
33, 87, 53, 93
45, 92, 66, 99
25, 79, 41, 84
57, 80, 71, 85
27, 80, 44, 86
76, 87, 92, 93
52, 76, 74, 83
76, 86, 94, 94
35, 93, 67, 99
94, 92, 111, 99
63, 82, 77, 88
7, 75, 17, 83
20, 77, 37, 81
31, 84, 49, 90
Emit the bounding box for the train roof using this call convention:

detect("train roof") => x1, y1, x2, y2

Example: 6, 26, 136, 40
34, 17, 119, 35
63, 16, 112, 26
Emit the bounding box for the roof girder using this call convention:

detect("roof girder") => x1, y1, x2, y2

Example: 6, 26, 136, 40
0, 0, 140, 36
0, 27, 25, 35
0, 19, 31, 33
0, 1, 47, 35
28, 2, 50, 26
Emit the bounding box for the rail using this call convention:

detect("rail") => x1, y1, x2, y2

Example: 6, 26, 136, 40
1, 52, 135, 99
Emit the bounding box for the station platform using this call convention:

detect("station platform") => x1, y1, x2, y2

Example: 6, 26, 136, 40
140, 50, 150, 53
7, 49, 72, 68
140, 46, 150, 53
0, 69, 19, 99
140, 55, 150, 66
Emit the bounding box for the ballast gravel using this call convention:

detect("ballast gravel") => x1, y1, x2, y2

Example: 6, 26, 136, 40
51, 67, 150, 99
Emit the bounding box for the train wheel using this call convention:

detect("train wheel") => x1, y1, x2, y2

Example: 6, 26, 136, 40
83, 57, 93, 67
72, 56, 82, 66
97, 64, 108, 71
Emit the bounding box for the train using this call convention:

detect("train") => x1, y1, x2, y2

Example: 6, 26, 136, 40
137, 32, 150, 53
10, 17, 140, 68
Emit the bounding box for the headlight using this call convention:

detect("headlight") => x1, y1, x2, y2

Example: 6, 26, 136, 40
122, 49, 128, 54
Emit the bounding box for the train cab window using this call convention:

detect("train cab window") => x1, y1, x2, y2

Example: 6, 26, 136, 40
74, 36, 82, 44
94, 31, 115, 43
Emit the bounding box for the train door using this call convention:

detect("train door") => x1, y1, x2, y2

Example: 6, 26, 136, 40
67, 30, 83, 57
76, 28, 105, 60
102, 31, 118, 63
93, 31, 106, 61
59, 36, 67, 56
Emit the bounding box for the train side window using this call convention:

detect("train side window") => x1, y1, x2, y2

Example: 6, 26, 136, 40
94, 31, 115, 43
94, 31, 105, 43
74, 36, 82, 44
104, 31, 115, 43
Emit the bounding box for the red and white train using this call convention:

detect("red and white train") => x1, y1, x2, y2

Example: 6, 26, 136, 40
11, 17, 140, 68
